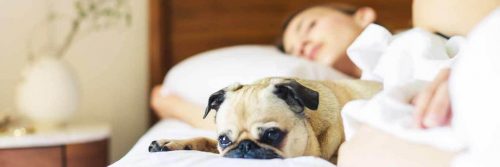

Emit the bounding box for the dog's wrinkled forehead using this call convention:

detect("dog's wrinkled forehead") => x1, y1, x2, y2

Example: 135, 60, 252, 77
227, 78, 286, 91
226, 82, 244, 92
224, 78, 294, 99
223, 79, 284, 96
203, 78, 319, 120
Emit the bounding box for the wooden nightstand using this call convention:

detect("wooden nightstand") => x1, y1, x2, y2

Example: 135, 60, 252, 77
0, 123, 110, 167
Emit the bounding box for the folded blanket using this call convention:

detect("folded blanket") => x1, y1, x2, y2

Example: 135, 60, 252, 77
342, 24, 467, 151
348, 24, 465, 88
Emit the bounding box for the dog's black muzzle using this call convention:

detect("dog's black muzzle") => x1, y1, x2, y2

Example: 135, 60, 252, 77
223, 140, 282, 159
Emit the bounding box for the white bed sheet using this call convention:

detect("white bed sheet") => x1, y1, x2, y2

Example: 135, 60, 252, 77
110, 119, 335, 167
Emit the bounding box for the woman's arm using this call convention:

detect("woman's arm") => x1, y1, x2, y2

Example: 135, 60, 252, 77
338, 125, 456, 167
150, 85, 216, 130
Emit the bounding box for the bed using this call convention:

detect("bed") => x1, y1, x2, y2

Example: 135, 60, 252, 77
112, 0, 412, 166
148, 0, 411, 123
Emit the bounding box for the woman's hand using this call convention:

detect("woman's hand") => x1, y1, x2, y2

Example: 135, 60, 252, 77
412, 68, 452, 129
150, 85, 180, 119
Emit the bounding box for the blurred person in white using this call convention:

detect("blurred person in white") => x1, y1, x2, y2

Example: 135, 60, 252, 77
338, 0, 500, 166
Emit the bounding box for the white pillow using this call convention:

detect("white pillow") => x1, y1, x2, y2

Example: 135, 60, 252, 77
161, 45, 350, 105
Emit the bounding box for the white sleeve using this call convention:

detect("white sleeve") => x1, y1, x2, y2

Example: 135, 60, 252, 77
347, 24, 391, 82
449, 8, 500, 167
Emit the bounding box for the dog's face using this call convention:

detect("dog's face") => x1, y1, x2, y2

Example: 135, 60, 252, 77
203, 78, 319, 159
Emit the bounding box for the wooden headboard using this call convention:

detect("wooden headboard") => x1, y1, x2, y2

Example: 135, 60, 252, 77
148, 0, 412, 125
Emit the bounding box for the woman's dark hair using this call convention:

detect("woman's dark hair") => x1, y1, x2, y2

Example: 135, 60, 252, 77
275, 3, 359, 53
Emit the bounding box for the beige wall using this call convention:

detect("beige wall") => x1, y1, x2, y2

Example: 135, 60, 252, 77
0, 0, 149, 162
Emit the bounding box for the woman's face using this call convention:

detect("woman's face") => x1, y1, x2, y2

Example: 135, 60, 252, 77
283, 7, 364, 67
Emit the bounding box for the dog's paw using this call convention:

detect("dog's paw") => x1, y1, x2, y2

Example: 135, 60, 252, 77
148, 140, 193, 153
149, 140, 169, 152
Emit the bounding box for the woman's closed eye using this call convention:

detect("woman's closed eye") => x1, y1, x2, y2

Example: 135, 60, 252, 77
294, 19, 317, 55
286, 18, 317, 55
306, 20, 317, 34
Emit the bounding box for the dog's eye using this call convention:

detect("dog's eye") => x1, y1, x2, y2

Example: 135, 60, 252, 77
265, 129, 281, 141
218, 135, 232, 148
260, 128, 285, 147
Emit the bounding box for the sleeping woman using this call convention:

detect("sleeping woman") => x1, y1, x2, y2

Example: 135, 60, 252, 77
150, 3, 378, 130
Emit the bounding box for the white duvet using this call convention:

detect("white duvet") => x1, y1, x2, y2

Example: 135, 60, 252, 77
110, 120, 335, 167
342, 24, 466, 151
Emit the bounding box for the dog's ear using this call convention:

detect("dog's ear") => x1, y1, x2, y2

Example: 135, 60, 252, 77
274, 80, 319, 114
203, 89, 226, 119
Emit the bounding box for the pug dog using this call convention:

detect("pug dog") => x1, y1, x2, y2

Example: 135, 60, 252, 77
149, 77, 381, 163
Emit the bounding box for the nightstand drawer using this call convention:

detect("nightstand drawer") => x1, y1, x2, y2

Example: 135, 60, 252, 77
0, 146, 63, 167
67, 140, 108, 167
0, 139, 108, 167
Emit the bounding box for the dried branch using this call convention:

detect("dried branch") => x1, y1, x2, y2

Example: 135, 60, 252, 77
51, 0, 132, 59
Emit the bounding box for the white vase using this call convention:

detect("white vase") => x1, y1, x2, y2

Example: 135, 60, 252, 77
16, 57, 79, 129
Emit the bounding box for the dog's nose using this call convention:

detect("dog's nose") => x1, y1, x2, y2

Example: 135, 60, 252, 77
238, 140, 259, 152
224, 139, 282, 159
